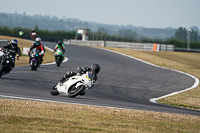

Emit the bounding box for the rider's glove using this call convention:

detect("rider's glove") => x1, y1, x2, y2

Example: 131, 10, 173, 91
16, 55, 20, 60
40, 50, 44, 55
77, 67, 84, 74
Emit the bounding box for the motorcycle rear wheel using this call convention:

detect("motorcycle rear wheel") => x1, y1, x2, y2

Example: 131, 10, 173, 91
0, 64, 4, 78
68, 85, 85, 98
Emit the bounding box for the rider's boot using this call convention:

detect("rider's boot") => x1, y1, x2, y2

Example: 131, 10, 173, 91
59, 71, 76, 83
59, 74, 70, 83
59, 76, 66, 83
40, 57, 43, 64
29, 58, 31, 65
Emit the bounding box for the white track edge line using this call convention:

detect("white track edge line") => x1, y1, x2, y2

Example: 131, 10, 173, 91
16, 42, 69, 67
0, 94, 137, 111
41, 46, 68, 65
31, 40, 69, 65
96, 48, 200, 104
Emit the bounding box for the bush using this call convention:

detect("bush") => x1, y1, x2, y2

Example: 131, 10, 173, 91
166, 38, 200, 49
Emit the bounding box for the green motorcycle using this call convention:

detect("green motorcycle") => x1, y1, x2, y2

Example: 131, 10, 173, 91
54, 48, 64, 67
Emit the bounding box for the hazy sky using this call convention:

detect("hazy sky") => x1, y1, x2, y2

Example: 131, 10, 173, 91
0, 0, 199, 29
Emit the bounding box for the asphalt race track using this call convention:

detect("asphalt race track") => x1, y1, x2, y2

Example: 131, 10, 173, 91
0, 41, 200, 116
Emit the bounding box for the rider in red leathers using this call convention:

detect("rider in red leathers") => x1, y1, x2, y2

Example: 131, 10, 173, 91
29, 37, 45, 64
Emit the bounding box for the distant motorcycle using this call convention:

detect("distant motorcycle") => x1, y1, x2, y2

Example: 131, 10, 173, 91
0, 50, 15, 78
50, 71, 96, 98
29, 48, 41, 71
31, 32, 37, 41
54, 48, 64, 67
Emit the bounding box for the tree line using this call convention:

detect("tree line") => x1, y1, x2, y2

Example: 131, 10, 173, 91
0, 25, 200, 49
174, 27, 199, 42
0, 25, 76, 42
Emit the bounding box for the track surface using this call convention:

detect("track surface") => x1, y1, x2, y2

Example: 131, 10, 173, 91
0, 41, 200, 116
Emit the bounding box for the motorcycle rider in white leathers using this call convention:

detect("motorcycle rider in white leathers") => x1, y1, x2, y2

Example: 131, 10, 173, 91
59, 64, 100, 95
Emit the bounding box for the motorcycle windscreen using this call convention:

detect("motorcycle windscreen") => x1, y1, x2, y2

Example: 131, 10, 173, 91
56, 48, 63, 55
31, 48, 40, 55
88, 71, 95, 81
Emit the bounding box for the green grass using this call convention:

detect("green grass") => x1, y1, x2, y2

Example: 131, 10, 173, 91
0, 99, 200, 133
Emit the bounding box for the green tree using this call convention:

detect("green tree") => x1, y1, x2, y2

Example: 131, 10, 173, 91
97, 28, 107, 35
117, 29, 137, 39
34, 25, 39, 32
174, 27, 187, 41
190, 29, 198, 42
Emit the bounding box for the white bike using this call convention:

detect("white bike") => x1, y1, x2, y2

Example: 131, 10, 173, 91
50, 71, 96, 98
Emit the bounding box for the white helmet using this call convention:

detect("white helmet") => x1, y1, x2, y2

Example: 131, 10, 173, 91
35, 37, 41, 45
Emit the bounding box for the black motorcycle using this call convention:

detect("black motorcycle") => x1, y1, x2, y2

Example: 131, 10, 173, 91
0, 50, 15, 78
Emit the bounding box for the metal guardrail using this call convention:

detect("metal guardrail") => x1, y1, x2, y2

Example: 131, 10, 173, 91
105, 41, 154, 51
175, 48, 200, 52
67, 39, 175, 52
159, 44, 175, 52
67, 40, 104, 47
0, 40, 9, 47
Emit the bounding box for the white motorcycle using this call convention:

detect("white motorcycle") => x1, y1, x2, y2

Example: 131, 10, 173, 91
50, 71, 96, 98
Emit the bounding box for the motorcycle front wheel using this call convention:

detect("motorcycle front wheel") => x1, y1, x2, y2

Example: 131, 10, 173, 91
56, 58, 60, 67
31, 60, 37, 71
50, 84, 59, 96
68, 85, 85, 98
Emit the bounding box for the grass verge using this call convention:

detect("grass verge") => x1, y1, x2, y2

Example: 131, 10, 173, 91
0, 35, 55, 66
0, 99, 200, 133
